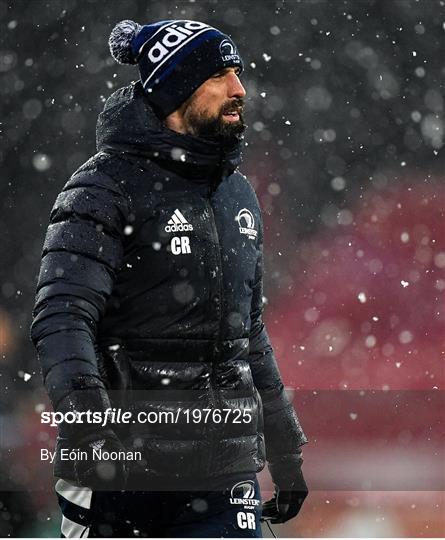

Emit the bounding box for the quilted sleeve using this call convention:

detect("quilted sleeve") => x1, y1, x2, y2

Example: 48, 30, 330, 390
29, 162, 130, 441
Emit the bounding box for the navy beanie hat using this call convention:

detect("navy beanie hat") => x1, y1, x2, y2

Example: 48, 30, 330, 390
109, 19, 244, 118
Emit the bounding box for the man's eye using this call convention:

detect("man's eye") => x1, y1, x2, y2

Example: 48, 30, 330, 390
212, 72, 224, 78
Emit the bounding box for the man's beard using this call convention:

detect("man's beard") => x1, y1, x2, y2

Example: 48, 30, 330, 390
183, 98, 246, 145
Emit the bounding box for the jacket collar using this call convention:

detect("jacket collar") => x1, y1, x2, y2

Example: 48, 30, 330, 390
96, 81, 243, 183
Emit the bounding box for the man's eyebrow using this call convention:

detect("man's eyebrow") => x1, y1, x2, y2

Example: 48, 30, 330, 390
216, 67, 241, 75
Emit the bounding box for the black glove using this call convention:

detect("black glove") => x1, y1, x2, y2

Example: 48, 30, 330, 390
73, 430, 129, 490
262, 452, 308, 524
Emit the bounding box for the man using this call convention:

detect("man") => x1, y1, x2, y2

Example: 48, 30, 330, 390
30, 19, 308, 538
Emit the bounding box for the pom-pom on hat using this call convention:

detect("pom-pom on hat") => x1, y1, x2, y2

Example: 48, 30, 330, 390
109, 19, 244, 118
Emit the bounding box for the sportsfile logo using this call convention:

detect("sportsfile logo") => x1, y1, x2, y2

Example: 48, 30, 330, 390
143, 21, 212, 65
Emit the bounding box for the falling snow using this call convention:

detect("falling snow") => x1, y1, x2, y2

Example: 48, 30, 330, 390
1, 1, 444, 537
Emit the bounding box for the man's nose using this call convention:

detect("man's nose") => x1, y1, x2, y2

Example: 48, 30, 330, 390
227, 72, 246, 98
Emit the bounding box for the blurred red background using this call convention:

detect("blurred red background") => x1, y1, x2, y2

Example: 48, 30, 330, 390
259, 180, 445, 537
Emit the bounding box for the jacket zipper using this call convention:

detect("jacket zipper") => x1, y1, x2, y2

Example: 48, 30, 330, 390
203, 193, 223, 476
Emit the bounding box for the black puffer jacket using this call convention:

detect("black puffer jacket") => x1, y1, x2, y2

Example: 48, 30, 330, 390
30, 81, 307, 486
